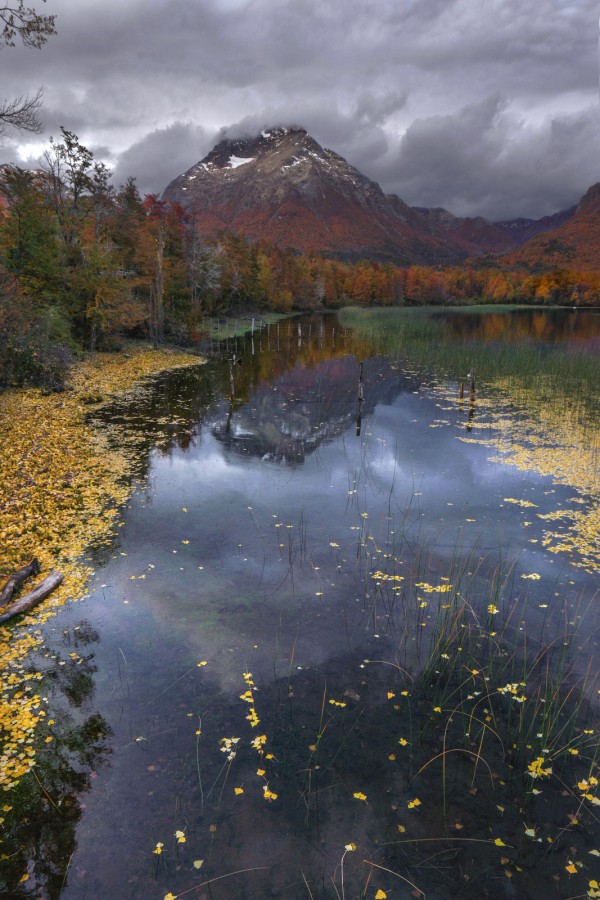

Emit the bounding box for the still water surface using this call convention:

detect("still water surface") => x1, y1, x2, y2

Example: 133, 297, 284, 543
13, 309, 600, 899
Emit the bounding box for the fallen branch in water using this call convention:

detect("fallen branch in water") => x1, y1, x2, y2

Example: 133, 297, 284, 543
0, 569, 63, 624
0, 558, 41, 607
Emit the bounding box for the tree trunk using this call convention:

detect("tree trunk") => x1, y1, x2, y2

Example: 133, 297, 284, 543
0, 558, 40, 607
0, 570, 63, 625
150, 225, 165, 348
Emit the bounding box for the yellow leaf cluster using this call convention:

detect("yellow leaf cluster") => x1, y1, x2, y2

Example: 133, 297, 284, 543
0, 344, 202, 789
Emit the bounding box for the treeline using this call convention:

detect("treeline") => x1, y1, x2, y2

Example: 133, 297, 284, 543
1, 129, 598, 388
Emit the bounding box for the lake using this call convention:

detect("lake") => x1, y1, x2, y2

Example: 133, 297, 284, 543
4, 307, 600, 899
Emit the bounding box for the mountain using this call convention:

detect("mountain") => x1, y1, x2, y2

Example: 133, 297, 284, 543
162, 126, 592, 269
494, 206, 577, 245
413, 207, 515, 255
498, 183, 600, 272
162, 127, 514, 265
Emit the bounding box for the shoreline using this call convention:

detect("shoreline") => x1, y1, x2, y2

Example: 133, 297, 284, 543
0, 343, 204, 789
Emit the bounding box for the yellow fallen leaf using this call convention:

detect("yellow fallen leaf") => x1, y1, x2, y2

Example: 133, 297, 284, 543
234, 787, 244, 795
565, 863, 577, 874
353, 792, 367, 801
494, 838, 506, 846
345, 842, 357, 851
193, 860, 204, 869
375, 891, 387, 899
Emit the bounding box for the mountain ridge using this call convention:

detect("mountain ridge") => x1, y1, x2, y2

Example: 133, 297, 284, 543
162, 126, 584, 268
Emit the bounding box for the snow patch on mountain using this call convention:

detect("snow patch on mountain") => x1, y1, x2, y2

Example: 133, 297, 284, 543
228, 155, 255, 169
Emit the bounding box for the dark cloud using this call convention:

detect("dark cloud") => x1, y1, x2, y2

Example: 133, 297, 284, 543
370, 99, 600, 219
110, 123, 213, 195
0, 0, 597, 218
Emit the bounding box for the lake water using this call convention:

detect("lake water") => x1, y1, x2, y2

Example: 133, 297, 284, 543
5, 308, 600, 899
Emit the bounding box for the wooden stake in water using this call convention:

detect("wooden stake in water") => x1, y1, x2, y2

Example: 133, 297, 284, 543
356, 361, 364, 436
467, 367, 476, 432
469, 367, 476, 403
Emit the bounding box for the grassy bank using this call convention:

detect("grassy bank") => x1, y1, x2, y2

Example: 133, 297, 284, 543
0, 343, 203, 790
338, 305, 599, 398
201, 311, 298, 341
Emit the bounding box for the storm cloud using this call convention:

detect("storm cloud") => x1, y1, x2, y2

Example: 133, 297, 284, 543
1, 0, 598, 219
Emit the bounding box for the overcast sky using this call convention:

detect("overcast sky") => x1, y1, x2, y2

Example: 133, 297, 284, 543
1, 0, 598, 220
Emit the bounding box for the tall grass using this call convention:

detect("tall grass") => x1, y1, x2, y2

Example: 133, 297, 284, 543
338, 306, 599, 419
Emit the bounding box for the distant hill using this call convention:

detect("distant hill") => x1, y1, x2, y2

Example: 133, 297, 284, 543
498, 184, 600, 272
494, 206, 577, 244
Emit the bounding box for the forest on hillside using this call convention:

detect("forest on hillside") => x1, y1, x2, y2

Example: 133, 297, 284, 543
1, 129, 599, 390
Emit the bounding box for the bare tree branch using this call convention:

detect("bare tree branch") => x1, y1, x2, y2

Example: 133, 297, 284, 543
0, 86, 43, 136
0, 1, 56, 49
0, 3, 56, 140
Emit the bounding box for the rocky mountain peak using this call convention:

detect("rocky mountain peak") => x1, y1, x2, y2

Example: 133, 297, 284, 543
181, 125, 362, 186
161, 126, 549, 264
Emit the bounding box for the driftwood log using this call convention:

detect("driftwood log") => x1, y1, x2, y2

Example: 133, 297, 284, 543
0, 558, 41, 607
0, 568, 63, 625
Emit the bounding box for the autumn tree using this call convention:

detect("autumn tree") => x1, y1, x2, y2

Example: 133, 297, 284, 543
0, 164, 60, 297
135, 195, 188, 346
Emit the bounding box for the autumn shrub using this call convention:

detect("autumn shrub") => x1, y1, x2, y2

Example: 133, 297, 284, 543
0, 269, 73, 390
